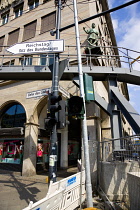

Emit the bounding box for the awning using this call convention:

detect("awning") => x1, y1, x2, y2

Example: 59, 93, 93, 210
0, 127, 24, 136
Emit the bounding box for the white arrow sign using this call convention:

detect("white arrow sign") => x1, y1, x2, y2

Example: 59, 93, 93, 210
7, 40, 65, 54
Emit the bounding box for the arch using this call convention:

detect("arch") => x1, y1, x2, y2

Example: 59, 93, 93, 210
0, 100, 26, 128
31, 95, 48, 126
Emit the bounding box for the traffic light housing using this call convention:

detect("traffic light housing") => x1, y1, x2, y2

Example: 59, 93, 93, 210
68, 96, 85, 118
45, 93, 62, 130
57, 100, 66, 129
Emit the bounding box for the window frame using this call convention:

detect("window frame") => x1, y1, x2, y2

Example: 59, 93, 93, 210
23, 20, 37, 41
41, 11, 56, 34
28, 0, 39, 11
1, 12, 9, 25
14, 4, 23, 18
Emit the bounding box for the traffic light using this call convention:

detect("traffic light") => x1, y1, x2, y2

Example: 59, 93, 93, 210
45, 93, 62, 130
67, 96, 85, 118
57, 100, 67, 129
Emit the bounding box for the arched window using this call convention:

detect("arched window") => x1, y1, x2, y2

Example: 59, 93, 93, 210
1, 103, 26, 128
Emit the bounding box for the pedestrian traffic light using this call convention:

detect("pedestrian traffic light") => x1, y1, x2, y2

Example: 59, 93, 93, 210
67, 96, 85, 118
45, 93, 62, 130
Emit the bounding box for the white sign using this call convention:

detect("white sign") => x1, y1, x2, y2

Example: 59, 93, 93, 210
26, 88, 51, 99
26, 86, 70, 99
7, 40, 65, 54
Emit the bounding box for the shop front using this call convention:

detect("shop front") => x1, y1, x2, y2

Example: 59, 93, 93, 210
0, 138, 24, 164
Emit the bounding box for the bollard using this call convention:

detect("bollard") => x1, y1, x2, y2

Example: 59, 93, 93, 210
46, 176, 49, 183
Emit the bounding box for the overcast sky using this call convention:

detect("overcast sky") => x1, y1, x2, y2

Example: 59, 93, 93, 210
108, 0, 140, 114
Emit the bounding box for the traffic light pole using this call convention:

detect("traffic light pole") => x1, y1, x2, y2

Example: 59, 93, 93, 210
49, 0, 62, 183
73, 0, 93, 207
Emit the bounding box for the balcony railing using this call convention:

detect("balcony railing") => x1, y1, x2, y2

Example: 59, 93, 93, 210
0, 45, 139, 72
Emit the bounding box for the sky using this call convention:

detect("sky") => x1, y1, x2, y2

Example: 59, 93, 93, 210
108, 0, 140, 114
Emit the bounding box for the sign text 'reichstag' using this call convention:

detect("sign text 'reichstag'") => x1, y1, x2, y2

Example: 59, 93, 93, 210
7, 40, 64, 54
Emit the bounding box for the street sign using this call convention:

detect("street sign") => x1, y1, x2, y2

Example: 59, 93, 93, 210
6, 40, 65, 54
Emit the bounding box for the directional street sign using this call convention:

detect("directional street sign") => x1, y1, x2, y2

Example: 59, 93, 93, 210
6, 40, 65, 54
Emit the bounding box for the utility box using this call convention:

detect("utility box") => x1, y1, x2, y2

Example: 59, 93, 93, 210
83, 73, 95, 101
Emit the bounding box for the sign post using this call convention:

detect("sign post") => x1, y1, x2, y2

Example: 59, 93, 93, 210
6, 40, 64, 54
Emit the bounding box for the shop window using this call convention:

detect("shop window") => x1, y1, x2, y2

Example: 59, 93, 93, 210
20, 56, 32, 65
36, 141, 50, 164
3, 60, 15, 66
1, 104, 26, 128
28, 0, 39, 11
0, 140, 24, 164
23, 20, 37, 41
40, 54, 54, 66
8, 28, 20, 46
1, 12, 9, 25
41, 12, 56, 34
14, 4, 23, 18
0, 36, 5, 52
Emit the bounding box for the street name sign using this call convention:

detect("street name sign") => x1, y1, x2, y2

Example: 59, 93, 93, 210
7, 40, 65, 54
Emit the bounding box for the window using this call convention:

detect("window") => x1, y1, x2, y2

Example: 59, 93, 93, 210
1, 104, 26, 128
14, 4, 23, 18
96, 2, 99, 13
1, 12, 9, 25
23, 20, 37, 41
0, 36, 5, 52
41, 12, 56, 34
3, 60, 15, 66
20, 56, 32, 66
28, 0, 39, 10
40, 54, 54, 66
8, 29, 20, 46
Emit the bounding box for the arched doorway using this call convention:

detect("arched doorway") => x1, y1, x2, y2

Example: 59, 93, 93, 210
0, 102, 26, 166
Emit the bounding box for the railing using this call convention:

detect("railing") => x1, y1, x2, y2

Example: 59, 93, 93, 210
0, 45, 140, 71
99, 135, 140, 162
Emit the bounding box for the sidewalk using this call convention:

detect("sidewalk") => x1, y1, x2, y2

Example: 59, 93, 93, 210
0, 167, 77, 210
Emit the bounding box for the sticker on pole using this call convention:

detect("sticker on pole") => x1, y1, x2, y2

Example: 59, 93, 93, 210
49, 155, 57, 167
7, 40, 65, 54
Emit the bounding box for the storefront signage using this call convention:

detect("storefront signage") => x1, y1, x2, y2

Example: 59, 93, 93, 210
6, 40, 65, 54
26, 88, 51, 99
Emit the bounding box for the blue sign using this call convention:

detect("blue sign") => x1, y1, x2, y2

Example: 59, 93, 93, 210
67, 176, 76, 186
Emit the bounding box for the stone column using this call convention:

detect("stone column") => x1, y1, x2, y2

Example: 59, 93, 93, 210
23, 0, 29, 12
22, 122, 39, 176
60, 127, 68, 169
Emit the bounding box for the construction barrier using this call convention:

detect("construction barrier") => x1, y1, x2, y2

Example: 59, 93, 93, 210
23, 170, 85, 210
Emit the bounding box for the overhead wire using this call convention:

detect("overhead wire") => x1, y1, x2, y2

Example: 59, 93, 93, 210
1, 0, 140, 63
0, 0, 97, 33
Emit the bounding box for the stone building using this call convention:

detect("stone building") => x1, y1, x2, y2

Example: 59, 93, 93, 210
0, 0, 131, 183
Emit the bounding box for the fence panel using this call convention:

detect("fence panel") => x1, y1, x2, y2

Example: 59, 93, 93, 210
23, 170, 85, 210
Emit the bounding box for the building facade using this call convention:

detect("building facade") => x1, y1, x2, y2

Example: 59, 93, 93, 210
0, 0, 131, 184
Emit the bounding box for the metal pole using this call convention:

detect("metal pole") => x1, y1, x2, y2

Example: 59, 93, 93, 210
73, 0, 93, 207
49, 0, 61, 183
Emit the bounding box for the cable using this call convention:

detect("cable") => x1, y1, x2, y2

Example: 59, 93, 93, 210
52, 0, 140, 33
